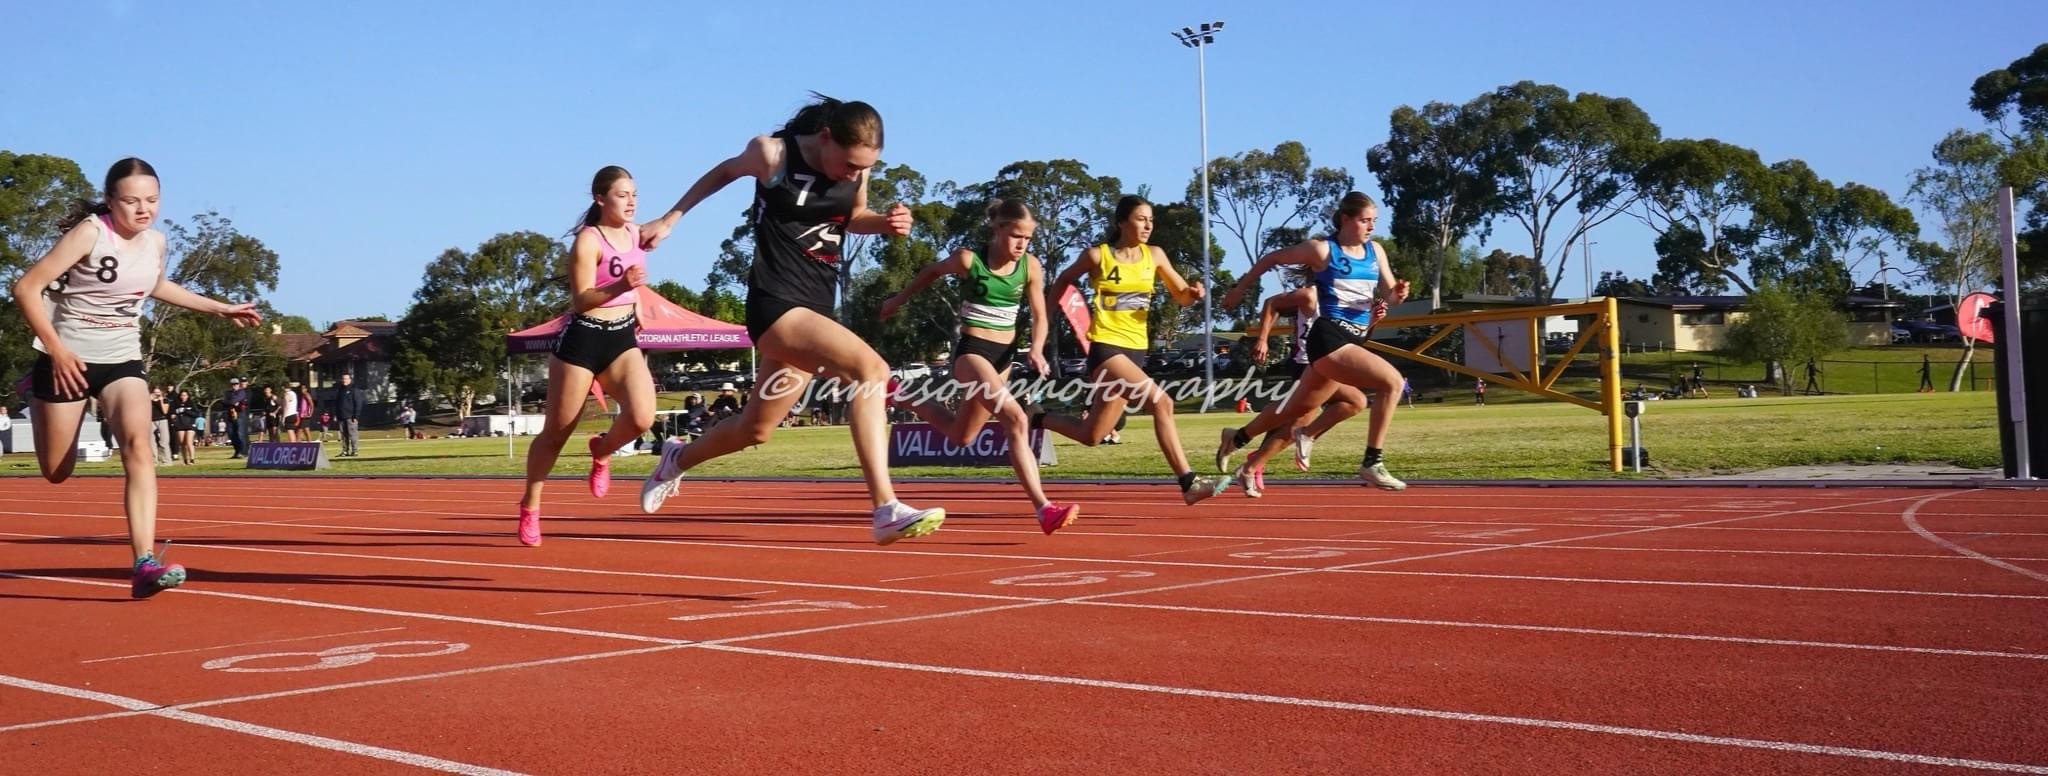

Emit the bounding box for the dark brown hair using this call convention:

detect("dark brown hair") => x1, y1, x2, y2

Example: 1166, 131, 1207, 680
1330, 191, 1378, 235
65, 157, 158, 229
783, 92, 884, 148
577, 165, 633, 232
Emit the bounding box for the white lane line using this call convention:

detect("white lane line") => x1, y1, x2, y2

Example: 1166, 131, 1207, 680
80, 628, 408, 664
535, 589, 779, 617
0, 673, 526, 775
1902, 494, 2048, 584
700, 644, 2048, 774
880, 563, 1054, 583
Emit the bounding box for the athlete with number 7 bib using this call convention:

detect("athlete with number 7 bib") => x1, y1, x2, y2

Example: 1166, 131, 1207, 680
11, 158, 263, 598
634, 93, 946, 545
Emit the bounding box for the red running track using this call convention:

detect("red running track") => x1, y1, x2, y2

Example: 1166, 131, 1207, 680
1, 477, 2044, 774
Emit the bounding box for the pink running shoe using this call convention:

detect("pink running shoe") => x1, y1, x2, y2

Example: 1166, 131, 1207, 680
130, 544, 186, 599
518, 505, 542, 547
587, 434, 611, 499
1036, 502, 1080, 535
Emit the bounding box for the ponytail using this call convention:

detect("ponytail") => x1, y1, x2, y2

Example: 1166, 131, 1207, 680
782, 91, 885, 148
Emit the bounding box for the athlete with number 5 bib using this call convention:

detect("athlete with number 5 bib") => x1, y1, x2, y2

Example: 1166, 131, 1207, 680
515, 166, 659, 547
879, 198, 1080, 534
636, 93, 946, 545
11, 158, 263, 598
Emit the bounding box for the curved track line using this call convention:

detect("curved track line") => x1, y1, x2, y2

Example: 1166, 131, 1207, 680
1902, 492, 2048, 584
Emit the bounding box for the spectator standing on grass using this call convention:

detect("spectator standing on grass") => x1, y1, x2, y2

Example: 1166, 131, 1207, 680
334, 371, 364, 457
225, 376, 248, 458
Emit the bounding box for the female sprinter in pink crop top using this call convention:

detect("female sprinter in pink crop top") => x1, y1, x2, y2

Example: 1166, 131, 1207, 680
516, 165, 655, 546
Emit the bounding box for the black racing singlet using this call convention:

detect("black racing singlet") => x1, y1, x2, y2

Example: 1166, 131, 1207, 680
748, 132, 858, 311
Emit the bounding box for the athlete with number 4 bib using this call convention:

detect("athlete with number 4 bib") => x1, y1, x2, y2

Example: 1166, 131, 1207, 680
515, 165, 659, 547
11, 158, 263, 598
1033, 195, 1229, 505
636, 93, 947, 545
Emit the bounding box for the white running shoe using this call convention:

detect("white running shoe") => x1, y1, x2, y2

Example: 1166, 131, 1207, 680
1292, 427, 1315, 472
1359, 462, 1407, 491
873, 502, 946, 545
638, 438, 688, 514
1182, 474, 1230, 505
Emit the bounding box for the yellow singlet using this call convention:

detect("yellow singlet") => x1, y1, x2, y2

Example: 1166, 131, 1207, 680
1088, 243, 1156, 350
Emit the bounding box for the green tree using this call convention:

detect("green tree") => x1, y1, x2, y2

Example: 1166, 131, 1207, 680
1190, 141, 1351, 271
1476, 249, 1544, 297
1909, 129, 2007, 390
1592, 270, 1651, 298
144, 211, 286, 392
1368, 97, 1510, 308
391, 232, 565, 418
1487, 82, 1662, 304
0, 151, 94, 405
1969, 42, 2048, 283
845, 200, 956, 365
1723, 283, 1850, 394
1150, 201, 1230, 343
1632, 138, 1770, 293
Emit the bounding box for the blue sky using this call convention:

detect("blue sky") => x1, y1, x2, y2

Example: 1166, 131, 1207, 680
4, 0, 2039, 327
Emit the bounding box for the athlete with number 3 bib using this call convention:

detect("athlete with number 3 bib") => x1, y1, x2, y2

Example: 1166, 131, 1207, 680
11, 158, 263, 598
635, 93, 947, 545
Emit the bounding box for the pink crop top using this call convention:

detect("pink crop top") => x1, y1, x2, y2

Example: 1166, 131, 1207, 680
587, 223, 647, 309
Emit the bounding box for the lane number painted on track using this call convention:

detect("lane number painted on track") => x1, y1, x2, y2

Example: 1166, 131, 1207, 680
989, 570, 1157, 587
203, 641, 469, 673
1227, 546, 1359, 560
670, 599, 884, 622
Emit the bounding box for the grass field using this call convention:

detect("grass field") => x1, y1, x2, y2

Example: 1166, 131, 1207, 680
4, 391, 1998, 482
1614, 344, 1999, 395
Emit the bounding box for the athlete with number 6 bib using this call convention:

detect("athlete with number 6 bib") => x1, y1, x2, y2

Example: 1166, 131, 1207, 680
11, 158, 263, 598
515, 165, 659, 547
636, 93, 946, 545
879, 198, 1080, 534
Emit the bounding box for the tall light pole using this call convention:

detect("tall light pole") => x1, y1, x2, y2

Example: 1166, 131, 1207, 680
1173, 20, 1223, 411
1584, 239, 1597, 299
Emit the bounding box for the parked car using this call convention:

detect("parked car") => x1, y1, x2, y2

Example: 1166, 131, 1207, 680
891, 363, 932, 381
1059, 358, 1088, 377
686, 370, 754, 390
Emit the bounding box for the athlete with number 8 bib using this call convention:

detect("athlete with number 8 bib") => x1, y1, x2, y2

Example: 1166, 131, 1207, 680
635, 93, 946, 545
11, 158, 263, 598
